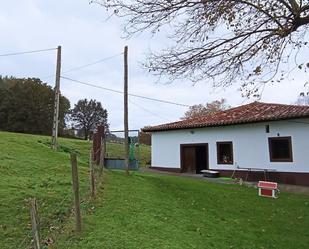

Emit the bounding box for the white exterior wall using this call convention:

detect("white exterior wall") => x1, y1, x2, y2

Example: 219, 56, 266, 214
151, 119, 309, 173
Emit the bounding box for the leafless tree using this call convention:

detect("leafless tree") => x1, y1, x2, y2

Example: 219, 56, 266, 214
94, 0, 309, 96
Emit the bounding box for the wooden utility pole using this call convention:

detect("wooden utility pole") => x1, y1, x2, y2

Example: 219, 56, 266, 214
70, 153, 82, 232
29, 198, 41, 249
124, 46, 129, 176
51, 46, 62, 150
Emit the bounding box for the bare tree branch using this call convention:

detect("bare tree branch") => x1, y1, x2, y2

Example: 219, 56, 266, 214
95, 0, 309, 95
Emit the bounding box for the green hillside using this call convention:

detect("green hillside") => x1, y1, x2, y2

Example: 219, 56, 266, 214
0, 131, 149, 248
1, 131, 308, 249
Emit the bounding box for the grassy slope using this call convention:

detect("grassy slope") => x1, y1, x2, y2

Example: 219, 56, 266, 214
1, 131, 309, 249
0, 131, 150, 248
0, 132, 92, 248
55, 171, 309, 249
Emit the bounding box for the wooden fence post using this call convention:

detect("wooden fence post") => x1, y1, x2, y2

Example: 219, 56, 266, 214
92, 133, 100, 165
70, 153, 82, 232
29, 198, 41, 249
99, 140, 105, 174
89, 149, 95, 197
98, 125, 105, 170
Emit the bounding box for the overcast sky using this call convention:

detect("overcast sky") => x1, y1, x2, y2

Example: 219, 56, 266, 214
0, 0, 307, 130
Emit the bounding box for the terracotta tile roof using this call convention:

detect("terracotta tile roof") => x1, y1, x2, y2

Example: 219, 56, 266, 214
143, 102, 309, 132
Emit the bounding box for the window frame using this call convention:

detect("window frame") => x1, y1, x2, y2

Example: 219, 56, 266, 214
268, 136, 293, 162
216, 141, 234, 165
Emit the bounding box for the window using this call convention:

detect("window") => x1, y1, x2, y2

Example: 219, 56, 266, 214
217, 142, 233, 164
268, 137, 293, 162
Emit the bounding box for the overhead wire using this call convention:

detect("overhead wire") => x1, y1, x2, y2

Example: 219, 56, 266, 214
1, 47, 186, 122
0, 48, 122, 81
0, 47, 57, 57
2, 49, 189, 107
62, 53, 123, 74
41, 53, 123, 80
129, 99, 173, 122
60, 76, 190, 107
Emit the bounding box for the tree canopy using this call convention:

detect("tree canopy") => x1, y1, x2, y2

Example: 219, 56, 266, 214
0, 76, 70, 135
96, 0, 309, 96
139, 126, 152, 145
71, 99, 109, 140
182, 99, 230, 120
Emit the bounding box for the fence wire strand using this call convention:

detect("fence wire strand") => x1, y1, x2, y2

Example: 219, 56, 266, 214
16, 147, 104, 248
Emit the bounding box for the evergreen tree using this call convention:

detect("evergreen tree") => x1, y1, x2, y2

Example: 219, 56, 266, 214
0, 77, 70, 135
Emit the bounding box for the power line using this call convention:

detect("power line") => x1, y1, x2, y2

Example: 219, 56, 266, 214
60, 76, 190, 107
40, 53, 123, 80
61, 75, 123, 93
129, 99, 173, 122
63, 53, 123, 74
0, 47, 57, 57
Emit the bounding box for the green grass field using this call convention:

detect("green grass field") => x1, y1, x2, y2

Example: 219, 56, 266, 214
0, 131, 149, 248
54, 171, 309, 249
0, 131, 95, 249
1, 131, 309, 249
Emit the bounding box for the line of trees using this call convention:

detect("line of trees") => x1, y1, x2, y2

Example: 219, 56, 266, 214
0, 77, 70, 135
0, 76, 109, 139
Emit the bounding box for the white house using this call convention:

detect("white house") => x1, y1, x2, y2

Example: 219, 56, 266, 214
143, 102, 309, 186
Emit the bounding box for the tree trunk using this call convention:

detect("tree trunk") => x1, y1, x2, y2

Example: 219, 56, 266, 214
84, 127, 88, 140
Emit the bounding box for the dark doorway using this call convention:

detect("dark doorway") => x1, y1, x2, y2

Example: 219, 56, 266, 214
180, 144, 208, 174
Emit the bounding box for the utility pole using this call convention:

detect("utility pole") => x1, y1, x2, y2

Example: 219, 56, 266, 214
51, 46, 62, 150
124, 46, 129, 176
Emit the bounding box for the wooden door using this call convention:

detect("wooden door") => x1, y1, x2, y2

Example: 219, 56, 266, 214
181, 144, 209, 174
181, 146, 196, 173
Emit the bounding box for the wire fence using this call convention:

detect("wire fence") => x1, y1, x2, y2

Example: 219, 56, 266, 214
17, 230, 32, 249
16, 148, 105, 249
